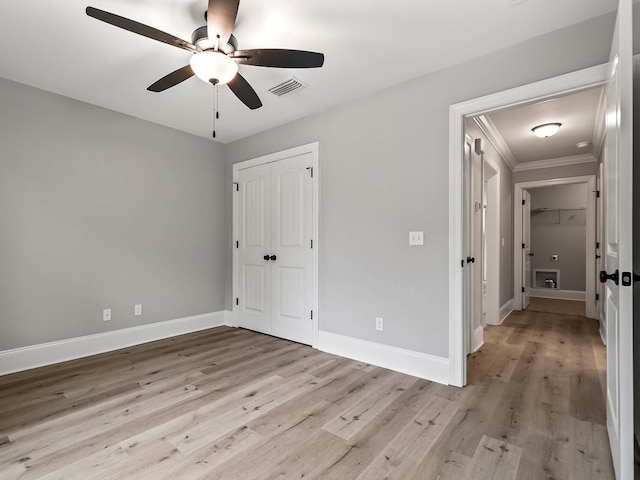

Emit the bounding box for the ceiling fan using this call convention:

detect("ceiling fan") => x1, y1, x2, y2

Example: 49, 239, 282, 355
85, 0, 324, 112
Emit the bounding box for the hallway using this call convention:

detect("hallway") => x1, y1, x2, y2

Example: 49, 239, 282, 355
467, 299, 613, 478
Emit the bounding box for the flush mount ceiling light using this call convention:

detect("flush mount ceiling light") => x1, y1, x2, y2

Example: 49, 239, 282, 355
576, 141, 590, 148
532, 123, 562, 138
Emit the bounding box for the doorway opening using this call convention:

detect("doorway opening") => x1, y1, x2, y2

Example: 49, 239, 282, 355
448, 63, 608, 388
514, 176, 598, 321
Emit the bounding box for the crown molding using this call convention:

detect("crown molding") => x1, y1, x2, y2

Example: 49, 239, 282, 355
472, 115, 517, 171
513, 153, 597, 172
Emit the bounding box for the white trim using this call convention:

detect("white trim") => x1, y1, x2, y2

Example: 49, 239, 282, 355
498, 299, 514, 325
472, 326, 484, 353
232, 142, 320, 347
530, 289, 586, 301
513, 175, 597, 320
449, 63, 608, 387
592, 86, 607, 162
473, 115, 517, 170
483, 158, 501, 327
513, 153, 597, 172
316, 330, 450, 385
223, 310, 236, 327
600, 313, 607, 346
0, 311, 230, 376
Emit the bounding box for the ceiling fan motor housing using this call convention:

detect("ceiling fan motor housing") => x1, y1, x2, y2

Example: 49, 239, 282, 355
191, 26, 237, 54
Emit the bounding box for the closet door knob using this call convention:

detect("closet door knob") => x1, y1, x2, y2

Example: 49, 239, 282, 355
599, 269, 619, 285
263, 255, 270, 261
269, 255, 277, 261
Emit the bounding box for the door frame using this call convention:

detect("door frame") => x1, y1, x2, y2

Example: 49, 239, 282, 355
483, 156, 501, 326
513, 176, 597, 320
448, 63, 608, 387
231, 142, 320, 346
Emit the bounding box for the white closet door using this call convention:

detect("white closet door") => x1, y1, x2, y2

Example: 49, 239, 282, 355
271, 154, 314, 344
237, 163, 272, 335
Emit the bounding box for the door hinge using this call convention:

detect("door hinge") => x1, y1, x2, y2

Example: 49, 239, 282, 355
233, 182, 239, 192
522, 199, 526, 205
596, 293, 600, 301
236, 240, 239, 249
461, 259, 465, 268
521, 287, 525, 293
310, 310, 313, 320
596, 241, 600, 249
522, 243, 525, 249
311, 239, 313, 249
595, 190, 600, 198
306, 166, 314, 178
236, 297, 239, 306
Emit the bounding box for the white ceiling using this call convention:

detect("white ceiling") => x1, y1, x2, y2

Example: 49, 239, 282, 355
483, 86, 605, 165
0, 0, 617, 143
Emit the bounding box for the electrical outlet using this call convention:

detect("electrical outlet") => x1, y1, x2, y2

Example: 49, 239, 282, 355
376, 317, 384, 331
103, 308, 111, 322
134, 304, 142, 316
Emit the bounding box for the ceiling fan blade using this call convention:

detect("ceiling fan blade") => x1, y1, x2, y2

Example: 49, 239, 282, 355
207, 0, 240, 48
227, 73, 262, 110
86, 6, 199, 53
147, 65, 194, 92
231, 49, 324, 68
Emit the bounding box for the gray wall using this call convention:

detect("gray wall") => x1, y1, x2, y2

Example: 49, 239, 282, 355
464, 120, 514, 307
224, 14, 615, 357
0, 77, 227, 351
529, 184, 587, 291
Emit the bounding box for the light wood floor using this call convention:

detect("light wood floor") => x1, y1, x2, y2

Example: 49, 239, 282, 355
0, 303, 613, 479
526, 296, 586, 317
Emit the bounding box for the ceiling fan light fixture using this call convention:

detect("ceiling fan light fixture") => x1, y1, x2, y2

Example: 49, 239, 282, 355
189, 50, 238, 85
532, 122, 562, 138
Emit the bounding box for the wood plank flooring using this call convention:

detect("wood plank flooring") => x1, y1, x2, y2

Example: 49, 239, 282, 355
0, 302, 613, 479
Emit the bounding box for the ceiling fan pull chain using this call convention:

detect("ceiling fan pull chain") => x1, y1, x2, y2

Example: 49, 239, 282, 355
216, 85, 220, 119
212, 84, 217, 138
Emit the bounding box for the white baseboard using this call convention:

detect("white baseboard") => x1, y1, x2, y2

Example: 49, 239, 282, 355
316, 331, 450, 385
496, 299, 514, 325
0, 311, 231, 376
599, 313, 607, 346
530, 289, 586, 301
472, 326, 484, 353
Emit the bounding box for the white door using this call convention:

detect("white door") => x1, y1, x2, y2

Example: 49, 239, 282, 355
596, 163, 605, 325
522, 190, 531, 309
463, 138, 473, 355
602, 1, 633, 477
237, 163, 272, 335
472, 143, 483, 345
271, 155, 314, 344
236, 153, 315, 345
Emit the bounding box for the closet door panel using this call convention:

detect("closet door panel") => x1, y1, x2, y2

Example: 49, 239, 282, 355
271, 154, 313, 344
237, 163, 272, 335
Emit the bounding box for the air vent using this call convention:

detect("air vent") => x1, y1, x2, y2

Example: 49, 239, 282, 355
268, 77, 308, 97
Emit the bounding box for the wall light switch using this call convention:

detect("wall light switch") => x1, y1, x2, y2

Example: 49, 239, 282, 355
409, 231, 424, 246
103, 308, 111, 322
134, 304, 142, 316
